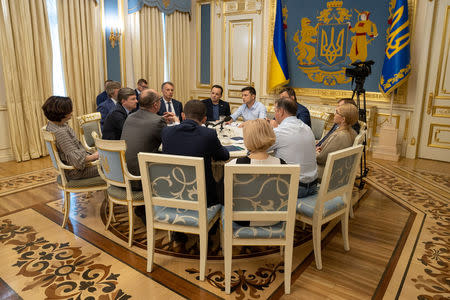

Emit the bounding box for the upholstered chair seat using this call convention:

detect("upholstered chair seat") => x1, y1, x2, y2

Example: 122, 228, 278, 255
154, 204, 222, 227
57, 175, 106, 188
107, 185, 144, 201
297, 195, 346, 218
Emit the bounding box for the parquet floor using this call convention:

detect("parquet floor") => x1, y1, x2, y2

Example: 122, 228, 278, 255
0, 155, 448, 299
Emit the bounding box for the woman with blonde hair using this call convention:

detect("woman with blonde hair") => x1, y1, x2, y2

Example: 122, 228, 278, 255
232, 119, 285, 164
316, 103, 358, 179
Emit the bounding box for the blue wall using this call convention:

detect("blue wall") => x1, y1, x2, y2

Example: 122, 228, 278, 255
200, 4, 211, 85
104, 0, 121, 82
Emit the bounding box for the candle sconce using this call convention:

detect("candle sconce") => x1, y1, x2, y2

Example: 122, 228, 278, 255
109, 27, 121, 48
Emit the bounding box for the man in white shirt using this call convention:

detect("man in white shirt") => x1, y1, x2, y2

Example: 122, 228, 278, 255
230, 86, 267, 122
269, 97, 318, 198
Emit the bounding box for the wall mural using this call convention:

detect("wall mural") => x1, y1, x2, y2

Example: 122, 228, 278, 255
283, 0, 389, 92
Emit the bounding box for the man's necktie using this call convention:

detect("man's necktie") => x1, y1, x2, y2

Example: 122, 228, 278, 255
167, 102, 172, 112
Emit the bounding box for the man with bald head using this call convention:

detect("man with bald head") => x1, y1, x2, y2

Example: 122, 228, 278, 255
121, 89, 178, 186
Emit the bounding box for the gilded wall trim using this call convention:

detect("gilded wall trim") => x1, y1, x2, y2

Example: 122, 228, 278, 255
433, 6, 450, 98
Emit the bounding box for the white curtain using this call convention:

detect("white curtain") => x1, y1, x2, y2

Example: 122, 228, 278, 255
127, 6, 164, 91
57, 0, 102, 137
165, 11, 191, 103
0, 0, 53, 161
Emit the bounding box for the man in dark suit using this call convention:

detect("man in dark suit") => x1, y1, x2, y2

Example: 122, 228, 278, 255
121, 89, 178, 222
121, 88, 176, 186
202, 85, 231, 121
279, 87, 311, 127
316, 98, 361, 147
102, 88, 138, 140
97, 81, 121, 128
157, 81, 183, 121
134, 78, 148, 100
96, 80, 112, 106
161, 100, 229, 207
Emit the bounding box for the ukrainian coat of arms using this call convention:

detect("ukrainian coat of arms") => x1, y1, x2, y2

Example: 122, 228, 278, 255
291, 0, 378, 86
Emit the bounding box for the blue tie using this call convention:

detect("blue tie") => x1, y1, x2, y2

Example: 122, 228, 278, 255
167, 102, 172, 112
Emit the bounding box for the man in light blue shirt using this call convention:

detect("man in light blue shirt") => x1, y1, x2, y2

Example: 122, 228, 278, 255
269, 97, 318, 198
230, 86, 267, 122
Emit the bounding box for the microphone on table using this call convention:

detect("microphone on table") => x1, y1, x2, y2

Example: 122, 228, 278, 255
212, 116, 233, 130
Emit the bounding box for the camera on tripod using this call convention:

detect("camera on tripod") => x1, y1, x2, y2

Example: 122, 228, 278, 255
344, 60, 374, 189
345, 60, 374, 80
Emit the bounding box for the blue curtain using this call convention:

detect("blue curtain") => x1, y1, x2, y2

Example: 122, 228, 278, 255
128, 0, 190, 15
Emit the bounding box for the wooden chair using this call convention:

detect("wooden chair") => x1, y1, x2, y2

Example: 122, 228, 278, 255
138, 153, 221, 281
310, 111, 334, 140
223, 163, 300, 294
94, 137, 144, 247
41, 127, 107, 228
78, 112, 102, 152
296, 145, 363, 270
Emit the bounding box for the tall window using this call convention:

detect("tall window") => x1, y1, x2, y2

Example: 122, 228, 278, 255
161, 12, 169, 82
46, 0, 66, 96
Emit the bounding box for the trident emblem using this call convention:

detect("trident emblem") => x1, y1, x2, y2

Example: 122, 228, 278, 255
320, 27, 345, 64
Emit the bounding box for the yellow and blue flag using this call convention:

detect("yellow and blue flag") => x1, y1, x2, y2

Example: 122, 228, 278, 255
379, 0, 411, 95
268, 0, 289, 90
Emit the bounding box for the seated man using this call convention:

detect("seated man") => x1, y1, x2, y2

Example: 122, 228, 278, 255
97, 81, 121, 128
230, 86, 266, 122
202, 84, 231, 121
161, 99, 230, 208
96, 80, 112, 106
134, 78, 148, 100
121, 89, 175, 187
157, 81, 183, 121
316, 98, 361, 148
102, 88, 138, 140
121, 89, 177, 223
279, 87, 311, 127
269, 97, 318, 198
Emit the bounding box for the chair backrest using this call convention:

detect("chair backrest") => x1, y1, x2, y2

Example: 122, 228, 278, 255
138, 153, 207, 223
316, 145, 363, 214
310, 111, 333, 140
41, 127, 70, 186
224, 163, 300, 226
78, 112, 102, 150
353, 121, 367, 146
94, 138, 128, 187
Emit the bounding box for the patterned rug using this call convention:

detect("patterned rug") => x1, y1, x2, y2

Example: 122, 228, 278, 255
40, 188, 367, 299
365, 160, 449, 300
0, 168, 57, 197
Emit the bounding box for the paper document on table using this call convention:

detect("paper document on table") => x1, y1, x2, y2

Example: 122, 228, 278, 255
224, 145, 244, 152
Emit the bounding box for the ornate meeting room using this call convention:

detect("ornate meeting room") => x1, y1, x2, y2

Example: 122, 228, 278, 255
0, 0, 449, 299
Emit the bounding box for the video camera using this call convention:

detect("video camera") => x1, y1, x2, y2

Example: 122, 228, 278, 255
345, 60, 374, 79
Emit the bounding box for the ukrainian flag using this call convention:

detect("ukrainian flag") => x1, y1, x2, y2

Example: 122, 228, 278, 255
268, 0, 289, 90
379, 0, 411, 96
